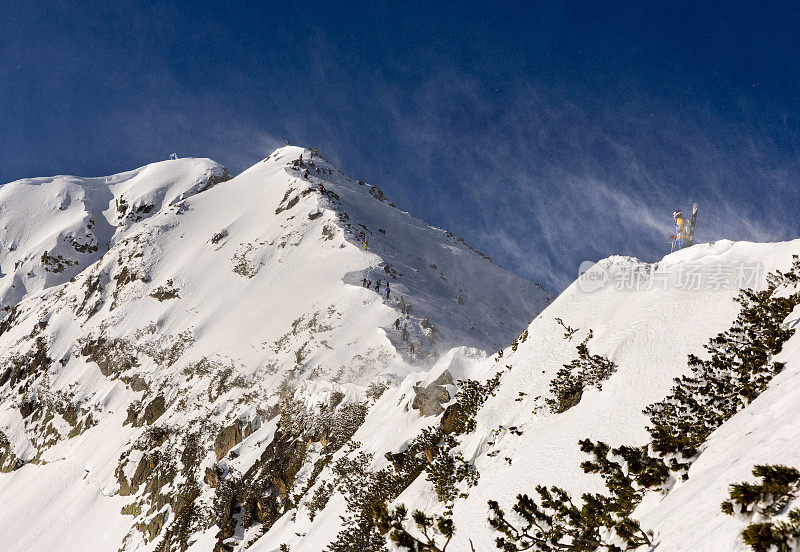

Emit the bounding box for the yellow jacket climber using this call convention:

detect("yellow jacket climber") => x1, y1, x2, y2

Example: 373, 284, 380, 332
671, 210, 692, 250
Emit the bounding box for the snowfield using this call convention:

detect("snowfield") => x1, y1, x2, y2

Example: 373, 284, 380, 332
0, 146, 798, 552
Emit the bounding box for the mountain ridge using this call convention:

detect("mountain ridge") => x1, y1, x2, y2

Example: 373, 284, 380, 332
0, 147, 798, 552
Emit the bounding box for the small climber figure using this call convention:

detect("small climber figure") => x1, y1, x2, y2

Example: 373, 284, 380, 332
669, 209, 694, 251
394, 318, 400, 330
362, 278, 368, 287
375, 279, 381, 291
303, 170, 309, 179
169, 152, 178, 160
385, 282, 390, 299
318, 183, 326, 194
285, 140, 290, 145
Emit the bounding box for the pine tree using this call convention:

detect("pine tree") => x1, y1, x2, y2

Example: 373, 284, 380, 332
722, 464, 800, 517
721, 464, 800, 552
487, 485, 651, 551
327, 372, 502, 550
374, 503, 456, 552
546, 331, 616, 413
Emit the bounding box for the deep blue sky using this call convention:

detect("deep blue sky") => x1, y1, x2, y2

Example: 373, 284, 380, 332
2, 1, 799, 291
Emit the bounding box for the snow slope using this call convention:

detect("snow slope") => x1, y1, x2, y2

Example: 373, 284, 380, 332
256, 239, 800, 552
0, 158, 230, 311
0, 147, 547, 551
637, 301, 800, 551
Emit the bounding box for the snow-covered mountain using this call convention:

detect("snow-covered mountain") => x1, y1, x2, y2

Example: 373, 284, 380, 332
0, 147, 546, 551
0, 146, 799, 552
0, 159, 230, 311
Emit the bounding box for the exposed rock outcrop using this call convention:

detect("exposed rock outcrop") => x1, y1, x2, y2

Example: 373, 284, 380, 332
411, 370, 454, 417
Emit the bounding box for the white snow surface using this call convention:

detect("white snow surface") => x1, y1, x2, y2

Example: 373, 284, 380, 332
0, 158, 229, 310
0, 146, 798, 552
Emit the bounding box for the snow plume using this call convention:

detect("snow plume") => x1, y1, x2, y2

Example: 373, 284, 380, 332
336, 74, 800, 291
107, 81, 284, 176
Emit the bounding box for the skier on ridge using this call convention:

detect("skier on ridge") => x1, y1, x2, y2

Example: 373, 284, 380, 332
669, 204, 698, 251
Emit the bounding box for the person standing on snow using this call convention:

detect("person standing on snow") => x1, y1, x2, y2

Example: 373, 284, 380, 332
670, 210, 692, 250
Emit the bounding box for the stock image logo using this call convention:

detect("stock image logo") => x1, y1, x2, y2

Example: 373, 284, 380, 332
577, 260, 764, 293
578, 261, 610, 293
